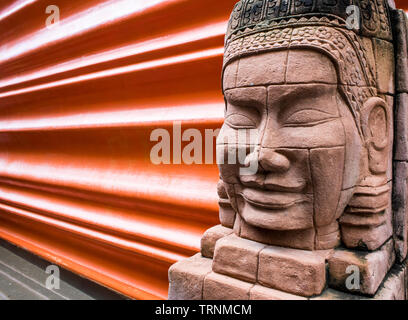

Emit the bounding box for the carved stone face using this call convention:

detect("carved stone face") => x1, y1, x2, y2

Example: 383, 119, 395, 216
218, 49, 379, 248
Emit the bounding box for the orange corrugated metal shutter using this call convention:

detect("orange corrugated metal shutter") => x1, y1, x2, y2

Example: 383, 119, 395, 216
397, 0, 408, 10
0, 0, 237, 299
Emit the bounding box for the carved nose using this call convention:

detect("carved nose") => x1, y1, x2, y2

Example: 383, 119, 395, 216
259, 148, 290, 173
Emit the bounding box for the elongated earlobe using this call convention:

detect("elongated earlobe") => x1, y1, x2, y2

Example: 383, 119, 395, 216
340, 97, 392, 251
360, 97, 390, 174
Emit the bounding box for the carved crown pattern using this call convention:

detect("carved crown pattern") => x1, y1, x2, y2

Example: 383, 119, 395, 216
226, 0, 392, 45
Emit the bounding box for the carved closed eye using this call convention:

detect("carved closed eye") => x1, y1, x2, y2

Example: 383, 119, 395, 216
283, 109, 336, 127
225, 113, 257, 129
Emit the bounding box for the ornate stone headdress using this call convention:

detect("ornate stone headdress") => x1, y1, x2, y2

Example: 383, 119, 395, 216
222, 0, 395, 136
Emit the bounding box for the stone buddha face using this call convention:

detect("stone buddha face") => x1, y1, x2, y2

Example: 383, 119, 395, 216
218, 49, 391, 249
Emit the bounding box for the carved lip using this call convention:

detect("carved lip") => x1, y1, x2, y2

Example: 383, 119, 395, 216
241, 188, 309, 209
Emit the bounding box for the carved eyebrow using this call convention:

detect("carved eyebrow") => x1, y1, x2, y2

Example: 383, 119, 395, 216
224, 88, 266, 108
286, 108, 335, 116
270, 84, 336, 106
275, 84, 339, 119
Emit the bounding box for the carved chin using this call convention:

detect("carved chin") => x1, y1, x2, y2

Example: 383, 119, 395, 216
239, 197, 314, 231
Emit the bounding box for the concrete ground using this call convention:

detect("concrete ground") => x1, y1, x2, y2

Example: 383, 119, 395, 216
0, 239, 126, 300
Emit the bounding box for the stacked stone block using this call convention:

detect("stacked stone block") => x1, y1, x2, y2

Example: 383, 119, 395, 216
169, 225, 407, 300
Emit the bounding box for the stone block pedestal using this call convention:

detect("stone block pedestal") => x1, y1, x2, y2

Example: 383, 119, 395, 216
169, 226, 408, 300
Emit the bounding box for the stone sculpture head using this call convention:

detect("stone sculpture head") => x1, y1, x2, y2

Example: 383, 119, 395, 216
217, 0, 396, 251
